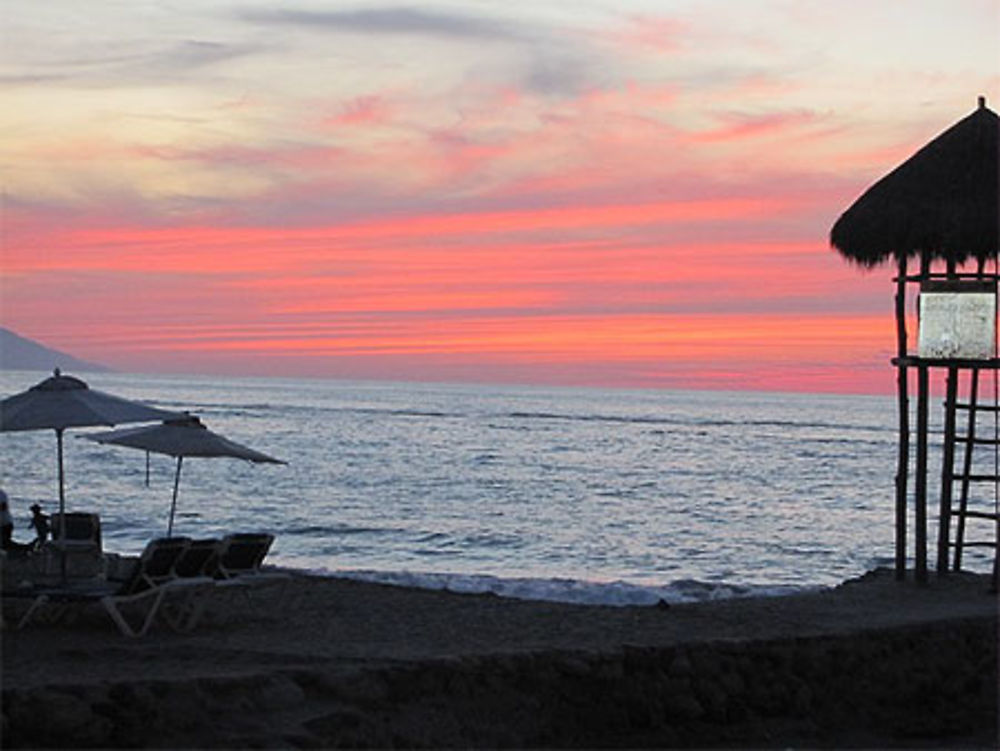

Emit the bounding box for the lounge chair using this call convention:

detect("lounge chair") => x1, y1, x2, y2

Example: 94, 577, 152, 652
48, 512, 102, 549
211, 533, 277, 577
210, 533, 291, 611
172, 538, 220, 578
116, 536, 189, 591
45, 512, 103, 578
12, 537, 214, 637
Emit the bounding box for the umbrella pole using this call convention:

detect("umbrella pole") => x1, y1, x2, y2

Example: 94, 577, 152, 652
145, 451, 150, 487
56, 427, 67, 581
167, 456, 183, 537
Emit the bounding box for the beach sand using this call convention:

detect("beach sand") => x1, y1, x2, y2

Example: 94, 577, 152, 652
2, 567, 997, 748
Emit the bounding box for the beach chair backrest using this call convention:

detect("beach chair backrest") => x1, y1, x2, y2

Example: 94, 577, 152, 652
216, 533, 275, 577
173, 538, 220, 578
125, 537, 191, 593
50, 513, 102, 548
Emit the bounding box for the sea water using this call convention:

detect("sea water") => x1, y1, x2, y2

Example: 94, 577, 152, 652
2, 371, 995, 605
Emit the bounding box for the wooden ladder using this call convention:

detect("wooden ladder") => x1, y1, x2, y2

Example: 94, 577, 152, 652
938, 367, 1000, 587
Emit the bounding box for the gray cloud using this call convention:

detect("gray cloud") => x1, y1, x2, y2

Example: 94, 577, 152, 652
241, 5, 618, 97
239, 6, 528, 41
520, 51, 600, 97
22, 38, 255, 72
2, 37, 264, 90
0, 72, 71, 86
160, 40, 258, 69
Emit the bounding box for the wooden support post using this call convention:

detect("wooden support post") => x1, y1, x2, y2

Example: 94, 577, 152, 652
915, 364, 930, 584
913, 253, 934, 585
954, 371, 981, 572
894, 254, 909, 581
937, 367, 958, 573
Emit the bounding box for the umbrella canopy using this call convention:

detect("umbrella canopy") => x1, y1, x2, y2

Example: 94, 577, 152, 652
87, 415, 283, 462
0, 369, 179, 432
85, 415, 285, 536
0, 369, 182, 578
0, 368, 181, 506
830, 97, 999, 268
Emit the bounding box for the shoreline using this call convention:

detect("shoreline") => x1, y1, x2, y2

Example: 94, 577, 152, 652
2, 567, 997, 747
303, 566, 827, 607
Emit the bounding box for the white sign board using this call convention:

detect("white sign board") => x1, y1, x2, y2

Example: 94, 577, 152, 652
918, 292, 996, 359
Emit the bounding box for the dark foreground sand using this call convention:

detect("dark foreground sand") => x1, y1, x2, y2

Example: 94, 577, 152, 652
2, 568, 998, 748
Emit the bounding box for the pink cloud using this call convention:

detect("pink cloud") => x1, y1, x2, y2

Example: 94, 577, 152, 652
690, 109, 821, 143
0, 68, 929, 394
596, 14, 688, 55
322, 95, 393, 127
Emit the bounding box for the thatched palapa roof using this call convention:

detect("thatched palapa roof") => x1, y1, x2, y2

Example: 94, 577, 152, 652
830, 97, 999, 268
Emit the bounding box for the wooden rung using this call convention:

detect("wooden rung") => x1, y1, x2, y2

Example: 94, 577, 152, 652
950, 403, 1000, 412
896, 357, 1000, 369
947, 541, 998, 548
948, 509, 1000, 521
954, 436, 1000, 445
947, 474, 1000, 482
896, 272, 1000, 283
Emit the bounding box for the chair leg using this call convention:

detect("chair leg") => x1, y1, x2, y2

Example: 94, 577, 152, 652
100, 587, 166, 638
215, 579, 253, 614
169, 595, 208, 632
15, 594, 51, 629
159, 582, 214, 633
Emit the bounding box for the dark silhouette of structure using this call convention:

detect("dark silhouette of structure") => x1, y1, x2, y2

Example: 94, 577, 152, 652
831, 96, 999, 585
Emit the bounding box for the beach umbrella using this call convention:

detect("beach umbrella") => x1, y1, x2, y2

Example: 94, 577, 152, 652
0, 369, 182, 520
85, 415, 285, 536
0, 369, 182, 576
830, 96, 998, 268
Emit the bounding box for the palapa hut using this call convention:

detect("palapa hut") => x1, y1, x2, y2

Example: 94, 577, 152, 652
831, 97, 998, 268
830, 96, 999, 586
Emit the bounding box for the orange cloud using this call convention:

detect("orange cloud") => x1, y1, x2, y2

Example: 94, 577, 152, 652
3, 195, 810, 279
32, 309, 887, 363
0, 71, 909, 396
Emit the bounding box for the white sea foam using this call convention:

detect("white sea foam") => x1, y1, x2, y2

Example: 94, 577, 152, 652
312, 568, 817, 607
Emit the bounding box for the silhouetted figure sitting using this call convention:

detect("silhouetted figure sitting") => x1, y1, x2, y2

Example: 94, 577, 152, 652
30, 503, 49, 549
0, 492, 13, 551
1, 489, 34, 556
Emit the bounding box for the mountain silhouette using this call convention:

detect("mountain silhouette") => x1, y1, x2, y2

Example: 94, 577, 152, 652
0, 328, 111, 372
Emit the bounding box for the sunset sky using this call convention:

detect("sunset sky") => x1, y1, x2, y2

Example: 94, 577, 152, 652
2, 1, 998, 394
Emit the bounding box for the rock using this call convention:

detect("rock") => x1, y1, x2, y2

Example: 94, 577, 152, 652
558, 654, 592, 678
668, 652, 694, 677
9, 689, 111, 747
793, 683, 813, 715
695, 678, 729, 721
355, 672, 393, 706
719, 668, 746, 697
252, 674, 306, 711
595, 658, 624, 682
669, 694, 706, 721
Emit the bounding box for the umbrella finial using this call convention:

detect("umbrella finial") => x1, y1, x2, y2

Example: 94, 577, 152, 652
53, 367, 61, 377
978, 95, 986, 110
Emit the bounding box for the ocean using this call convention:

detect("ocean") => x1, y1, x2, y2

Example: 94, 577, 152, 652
2, 370, 994, 605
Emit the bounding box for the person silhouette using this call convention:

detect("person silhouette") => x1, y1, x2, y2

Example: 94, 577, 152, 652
30, 503, 49, 548
0, 490, 14, 551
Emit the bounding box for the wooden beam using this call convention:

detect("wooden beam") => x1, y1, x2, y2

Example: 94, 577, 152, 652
915, 363, 930, 584
937, 367, 958, 573
894, 253, 909, 581
914, 253, 931, 585
892, 357, 1000, 369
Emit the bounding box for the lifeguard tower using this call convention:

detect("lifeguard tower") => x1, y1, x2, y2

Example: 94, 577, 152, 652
830, 97, 999, 586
